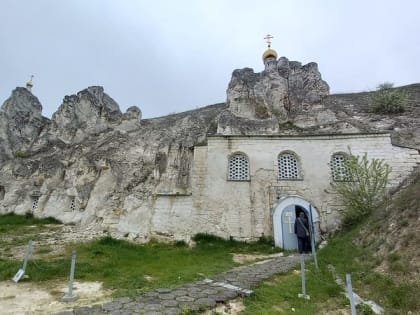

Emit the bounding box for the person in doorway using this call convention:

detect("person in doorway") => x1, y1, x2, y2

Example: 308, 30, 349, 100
294, 211, 311, 254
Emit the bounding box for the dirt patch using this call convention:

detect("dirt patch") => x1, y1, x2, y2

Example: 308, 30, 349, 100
233, 252, 284, 264
0, 280, 112, 315
203, 298, 245, 315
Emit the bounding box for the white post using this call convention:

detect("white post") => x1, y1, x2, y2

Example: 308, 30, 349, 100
298, 256, 310, 300
346, 274, 357, 315
309, 205, 319, 270
62, 250, 79, 302
22, 240, 33, 272
12, 240, 33, 283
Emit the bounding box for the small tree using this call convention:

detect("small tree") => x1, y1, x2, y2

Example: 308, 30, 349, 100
333, 153, 391, 226
370, 82, 407, 114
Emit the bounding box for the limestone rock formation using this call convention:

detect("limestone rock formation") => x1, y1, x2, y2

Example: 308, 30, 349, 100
226, 57, 329, 122
0, 87, 48, 161
0, 83, 226, 240
51, 86, 123, 143
0, 58, 419, 242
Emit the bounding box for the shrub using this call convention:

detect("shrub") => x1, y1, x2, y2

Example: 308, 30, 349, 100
192, 233, 226, 243
257, 235, 275, 246
174, 240, 188, 247
333, 153, 391, 226
370, 82, 407, 114
14, 150, 31, 158
25, 211, 34, 219
98, 236, 126, 247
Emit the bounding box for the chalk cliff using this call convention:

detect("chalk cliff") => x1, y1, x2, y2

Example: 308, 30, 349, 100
0, 58, 419, 240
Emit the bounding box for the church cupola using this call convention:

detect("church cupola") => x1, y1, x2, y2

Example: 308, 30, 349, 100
26, 75, 34, 92
262, 34, 278, 71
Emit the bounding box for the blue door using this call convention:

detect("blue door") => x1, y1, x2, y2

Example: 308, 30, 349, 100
281, 205, 298, 250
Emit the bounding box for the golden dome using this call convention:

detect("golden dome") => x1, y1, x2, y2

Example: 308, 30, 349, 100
26, 75, 34, 90
262, 48, 278, 62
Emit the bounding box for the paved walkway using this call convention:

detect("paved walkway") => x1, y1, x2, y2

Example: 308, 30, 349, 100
56, 255, 309, 315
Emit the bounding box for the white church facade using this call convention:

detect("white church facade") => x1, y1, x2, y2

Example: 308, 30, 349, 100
143, 133, 419, 248
2, 37, 420, 251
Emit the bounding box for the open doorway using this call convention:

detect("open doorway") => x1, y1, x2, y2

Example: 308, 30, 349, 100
273, 196, 319, 249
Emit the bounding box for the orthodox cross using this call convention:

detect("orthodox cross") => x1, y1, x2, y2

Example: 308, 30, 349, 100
264, 34, 274, 48
284, 211, 294, 233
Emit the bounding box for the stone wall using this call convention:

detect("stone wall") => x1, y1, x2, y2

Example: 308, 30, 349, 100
189, 133, 420, 240
112, 132, 419, 242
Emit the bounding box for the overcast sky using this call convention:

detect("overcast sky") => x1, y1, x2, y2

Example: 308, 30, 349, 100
1, 0, 419, 119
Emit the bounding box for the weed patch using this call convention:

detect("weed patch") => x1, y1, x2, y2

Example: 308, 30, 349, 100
0, 212, 61, 226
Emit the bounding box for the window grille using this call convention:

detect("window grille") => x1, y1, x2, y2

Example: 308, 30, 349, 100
331, 154, 350, 181
32, 196, 39, 210
70, 198, 76, 211
228, 154, 249, 181
278, 153, 299, 179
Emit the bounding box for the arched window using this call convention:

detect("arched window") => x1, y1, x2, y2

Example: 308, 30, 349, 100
278, 151, 300, 180
330, 153, 350, 181
228, 153, 250, 181
277, 152, 301, 179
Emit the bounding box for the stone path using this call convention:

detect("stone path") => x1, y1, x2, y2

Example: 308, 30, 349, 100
56, 255, 309, 315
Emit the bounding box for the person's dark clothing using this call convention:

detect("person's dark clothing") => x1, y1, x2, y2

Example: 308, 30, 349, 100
295, 215, 311, 253
295, 216, 309, 238
297, 235, 311, 254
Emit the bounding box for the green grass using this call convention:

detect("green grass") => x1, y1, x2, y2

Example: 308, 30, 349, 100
242, 257, 344, 315
74, 236, 238, 296
72, 235, 279, 297
2, 200, 417, 314
0, 217, 281, 298
241, 253, 337, 314
240, 173, 420, 314
0, 212, 61, 226
241, 227, 419, 314
192, 233, 279, 254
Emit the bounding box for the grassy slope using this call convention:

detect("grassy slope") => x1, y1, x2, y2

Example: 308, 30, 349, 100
241, 172, 420, 315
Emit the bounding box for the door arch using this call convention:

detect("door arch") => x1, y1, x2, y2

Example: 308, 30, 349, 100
273, 195, 320, 249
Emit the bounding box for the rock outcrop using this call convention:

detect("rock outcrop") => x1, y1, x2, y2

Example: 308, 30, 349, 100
0, 84, 225, 238
0, 56, 419, 241
221, 57, 332, 135
50, 86, 123, 143
0, 87, 48, 160
226, 57, 329, 122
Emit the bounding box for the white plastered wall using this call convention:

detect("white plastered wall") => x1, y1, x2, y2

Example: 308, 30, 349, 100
107, 133, 419, 243
188, 133, 419, 241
